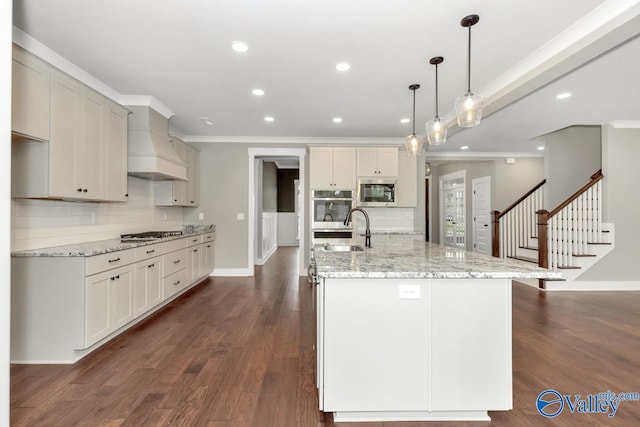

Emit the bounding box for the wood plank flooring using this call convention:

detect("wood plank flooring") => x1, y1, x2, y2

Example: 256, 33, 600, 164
11, 247, 640, 426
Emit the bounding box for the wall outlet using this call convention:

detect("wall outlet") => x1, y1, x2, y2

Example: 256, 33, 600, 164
237, 213, 245, 221
399, 284, 420, 299
198, 212, 204, 220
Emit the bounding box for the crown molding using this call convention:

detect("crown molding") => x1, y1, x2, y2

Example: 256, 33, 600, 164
183, 136, 404, 145
13, 26, 175, 119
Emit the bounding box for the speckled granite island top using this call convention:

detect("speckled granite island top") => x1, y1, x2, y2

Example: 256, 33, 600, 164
313, 234, 562, 280
12, 224, 215, 257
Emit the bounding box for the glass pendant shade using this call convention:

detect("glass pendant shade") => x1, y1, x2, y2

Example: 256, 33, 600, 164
455, 91, 485, 127
404, 84, 422, 157
426, 117, 447, 145
404, 134, 423, 157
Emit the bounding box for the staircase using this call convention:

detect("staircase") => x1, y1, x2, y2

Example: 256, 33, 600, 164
492, 170, 615, 290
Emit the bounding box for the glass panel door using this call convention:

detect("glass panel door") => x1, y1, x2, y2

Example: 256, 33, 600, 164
440, 171, 466, 249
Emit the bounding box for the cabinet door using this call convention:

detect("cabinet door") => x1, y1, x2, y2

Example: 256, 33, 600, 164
430, 279, 512, 411
331, 147, 356, 189
80, 89, 107, 199
189, 245, 202, 282
188, 147, 199, 206
105, 102, 128, 201
11, 45, 50, 141
356, 147, 378, 176
112, 266, 134, 329
172, 140, 189, 205
309, 147, 334, 189
376, 147, 399, 176
323, 278, 429, 411
146, 260, 163, 308
204, 242, 214, 275
85, 271, 112, 347
134, 258, 162, 318
49, 71, 82, 198
396, 152, 418, 207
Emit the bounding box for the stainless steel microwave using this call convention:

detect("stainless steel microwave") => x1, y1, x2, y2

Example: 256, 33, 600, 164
357, 179, 397, 207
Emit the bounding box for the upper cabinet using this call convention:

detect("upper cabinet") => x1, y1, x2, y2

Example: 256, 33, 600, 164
11, 45, 50, 142
309, 146, 356, 190
396, 152, 418, 207
11, 47, 129, 202
356, 147, 398, 177
154, 138, 200, 207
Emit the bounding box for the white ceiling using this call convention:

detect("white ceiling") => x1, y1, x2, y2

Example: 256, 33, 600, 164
12, 0, 640, 154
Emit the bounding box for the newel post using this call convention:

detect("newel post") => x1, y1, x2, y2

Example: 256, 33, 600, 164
537, 210, 549, 269
491, 210, 500, 258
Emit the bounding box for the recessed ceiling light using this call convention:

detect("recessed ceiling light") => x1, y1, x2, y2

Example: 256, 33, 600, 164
556, 92, 571, 100
252, 89, 264, 96
460, 146, 469, 150
400, 118, 410, 124
231, 41, 249, 53
537, 146, 545, 151
336, 62, 351, 72
200, 117, 213, 126
264, 116, 274, 122
332, 117, 343, 123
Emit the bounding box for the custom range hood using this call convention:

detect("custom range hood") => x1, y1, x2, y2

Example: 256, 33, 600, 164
127, 105, 187, 181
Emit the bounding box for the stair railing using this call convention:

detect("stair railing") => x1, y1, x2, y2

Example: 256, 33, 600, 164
491, 179, 546, 259
537, 170, 603, 270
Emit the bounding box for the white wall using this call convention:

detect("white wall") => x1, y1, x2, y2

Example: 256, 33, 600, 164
494, 157, 544, 211
277, 213, 299, 246
543, 126, 601, 208
579, 125, 640, 282
2, 1, 12, 424
11, 177, 183, 251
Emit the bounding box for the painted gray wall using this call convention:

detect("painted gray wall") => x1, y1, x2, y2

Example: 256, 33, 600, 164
494, 157, 544, 211
543, 126, 601, 208
262, 161, 277, 212
184, 142, 309, 271
579, 126, 640, 282
427, 157, 544, 250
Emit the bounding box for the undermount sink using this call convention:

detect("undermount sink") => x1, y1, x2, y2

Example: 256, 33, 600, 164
322, 244, 364, 252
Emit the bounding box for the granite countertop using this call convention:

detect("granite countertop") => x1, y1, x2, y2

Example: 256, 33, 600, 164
313, 234, 562, 280
12, 224, 215, 257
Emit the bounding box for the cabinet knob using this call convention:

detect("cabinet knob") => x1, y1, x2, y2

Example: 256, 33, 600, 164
125, 194, 128, 197
83, 189, 88, 193
77, 188, 83, 192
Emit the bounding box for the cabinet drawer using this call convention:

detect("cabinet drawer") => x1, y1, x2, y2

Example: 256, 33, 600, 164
85, 249, 135, 276
163, 268, 188, 300
186, 235, 202, 246
135, 239, 182, 261
162, 249, 187, 277
202, 232, 215, 243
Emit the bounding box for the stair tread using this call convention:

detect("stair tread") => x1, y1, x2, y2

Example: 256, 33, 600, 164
543, 278, 567, 281
588, 242, 611, 245
518, 246, 538, 250
572, 254, 596, 257
557, 265, 581, 269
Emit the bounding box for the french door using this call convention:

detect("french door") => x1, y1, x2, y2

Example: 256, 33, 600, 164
440, 171, 466, 249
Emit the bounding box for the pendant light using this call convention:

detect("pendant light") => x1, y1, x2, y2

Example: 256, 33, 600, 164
426, 56, 446, 145
404, 84, 423, 157
455, 14, 485, 128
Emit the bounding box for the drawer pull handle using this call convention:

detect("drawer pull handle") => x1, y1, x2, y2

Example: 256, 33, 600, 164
207, 236, 213, 239
207, 245, 211, 248
173, 280, 181, 286
173, 260, 181, 264
148, 263, 155, 268
193, 249, 198, 253
110, 275, 120, 281
192, 239, 198, 242
108, 257, 121, 263
146, 249, 155, 254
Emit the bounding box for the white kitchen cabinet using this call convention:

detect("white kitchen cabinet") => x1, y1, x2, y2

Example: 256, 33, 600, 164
356, 147, 398, 177
309, 146, 356, 189
396, 151, 418, 207
11, 64, 128, 202
154, 138, 200, 206
188, 245, 203, 283
105, 102, 129, 201
11, 44, 50, 142
85, 263, 134, 347
134, 257, 162, 318
323, 278, 429, 411
11, 232, 214, 363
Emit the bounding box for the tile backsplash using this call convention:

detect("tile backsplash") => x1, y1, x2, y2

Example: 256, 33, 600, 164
12, 176, 183, 251
351, 207, 415, 233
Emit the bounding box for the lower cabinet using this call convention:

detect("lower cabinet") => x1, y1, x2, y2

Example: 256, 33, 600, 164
133, 256, 162, 318
85, 264, 134, 348
204, 241, 214, 274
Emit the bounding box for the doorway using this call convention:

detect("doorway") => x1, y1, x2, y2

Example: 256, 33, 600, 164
439, 170, 466, 249
472, 176, 491, 254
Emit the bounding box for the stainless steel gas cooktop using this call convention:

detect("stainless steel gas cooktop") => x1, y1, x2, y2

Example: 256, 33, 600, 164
120, 230, 183, 243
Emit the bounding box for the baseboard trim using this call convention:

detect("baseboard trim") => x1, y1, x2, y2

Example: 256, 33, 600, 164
211, 268, 253, 277
545, 280, 640, 291
255, 244, 277, 266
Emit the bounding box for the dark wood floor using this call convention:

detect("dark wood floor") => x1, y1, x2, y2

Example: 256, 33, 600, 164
10, 247, 640, 426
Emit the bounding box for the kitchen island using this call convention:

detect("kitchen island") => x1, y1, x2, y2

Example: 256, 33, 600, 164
312, 235, 560, 422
